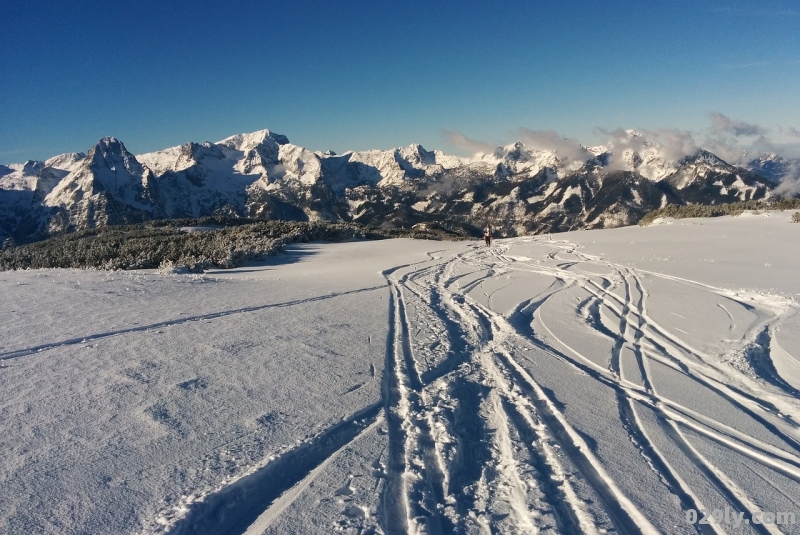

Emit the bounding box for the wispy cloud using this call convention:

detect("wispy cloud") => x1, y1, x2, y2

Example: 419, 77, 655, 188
774, 159, 800, 196
719, 58, 800, 69
782, 126, 800, 139
719, 60, 772, 70
442, 128, 591, 167
515, 128, 591, 167
591, 127, 701, 173
708, 112, 766, 137
443, 113, 800, 179
441, 130, 496, 154
593, 114, 800, 187
702, 112, 783, 161
707, 5, 799, 17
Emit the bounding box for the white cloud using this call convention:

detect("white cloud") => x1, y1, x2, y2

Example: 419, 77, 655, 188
773, 160, 800, 196
702, 112, 783, 162
708, 112, 766, 137
442, 114, 800, 187
515, 128, 591, 167
584, 113, 787, 165
592, 127, 700, 171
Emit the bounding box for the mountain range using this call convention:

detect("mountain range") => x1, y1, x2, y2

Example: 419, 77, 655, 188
1, 129, 798, 244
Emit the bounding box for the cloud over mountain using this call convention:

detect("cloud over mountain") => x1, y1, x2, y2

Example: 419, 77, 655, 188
442, 131, 496, 154
515, 129, 591, 168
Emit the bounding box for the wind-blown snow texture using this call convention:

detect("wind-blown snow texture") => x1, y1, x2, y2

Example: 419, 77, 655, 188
1, 211, 799, 534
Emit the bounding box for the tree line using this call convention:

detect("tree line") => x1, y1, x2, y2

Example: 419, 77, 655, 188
0, 220, 458, 272
639, 199, 800, 226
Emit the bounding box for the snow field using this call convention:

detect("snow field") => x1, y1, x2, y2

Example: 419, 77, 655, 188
1, 211, 799, 534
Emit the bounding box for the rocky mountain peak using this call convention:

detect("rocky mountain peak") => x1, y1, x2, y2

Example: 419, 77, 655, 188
21, 160, 45, 175
3, 127, 798, 244
88, 137, 144, 176
218, 129, 289, 153
683, 149, 730, 167
397, 143, 436, 168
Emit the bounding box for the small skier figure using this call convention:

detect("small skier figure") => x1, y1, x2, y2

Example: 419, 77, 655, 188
483, 225, 492, 247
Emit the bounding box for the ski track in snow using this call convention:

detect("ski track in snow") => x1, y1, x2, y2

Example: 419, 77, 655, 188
3, 226, 800, 535
167, 236, 798, 535
0, 285, 387, 361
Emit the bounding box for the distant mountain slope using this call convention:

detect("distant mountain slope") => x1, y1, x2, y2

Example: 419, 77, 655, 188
0, 152, 85, 242
1, 129, 797, 244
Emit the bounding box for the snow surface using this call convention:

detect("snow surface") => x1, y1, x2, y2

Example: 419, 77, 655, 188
1, 212, 799, 535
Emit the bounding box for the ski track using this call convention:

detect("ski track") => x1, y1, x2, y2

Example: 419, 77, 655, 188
164, 402, 383, 535
155, 237, 800, 534
0, 285, 387, 361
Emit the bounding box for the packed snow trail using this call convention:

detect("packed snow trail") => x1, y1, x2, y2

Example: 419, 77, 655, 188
206, 235, 798, 534
2, 215, 800, 535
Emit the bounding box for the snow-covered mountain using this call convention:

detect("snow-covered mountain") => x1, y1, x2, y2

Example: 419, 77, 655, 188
0, 152, 86, 242
743, 152, 800, 184
43, 137, 159, 234
0, 152, 84, 195
598, 129, 680, 180
1, 129, 796, 244
661, 149, 775, 203
466, 142, 571, 179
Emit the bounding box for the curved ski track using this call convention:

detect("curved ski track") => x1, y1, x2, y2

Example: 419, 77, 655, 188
164, 238, 800, 535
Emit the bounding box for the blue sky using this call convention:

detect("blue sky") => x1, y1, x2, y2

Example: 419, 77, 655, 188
1, 0, 799, 163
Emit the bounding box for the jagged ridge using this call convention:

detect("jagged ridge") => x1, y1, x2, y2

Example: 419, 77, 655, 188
1, 129, 796, 244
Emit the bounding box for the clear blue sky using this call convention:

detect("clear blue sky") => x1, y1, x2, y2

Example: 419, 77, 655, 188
1, 0, 799, 163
